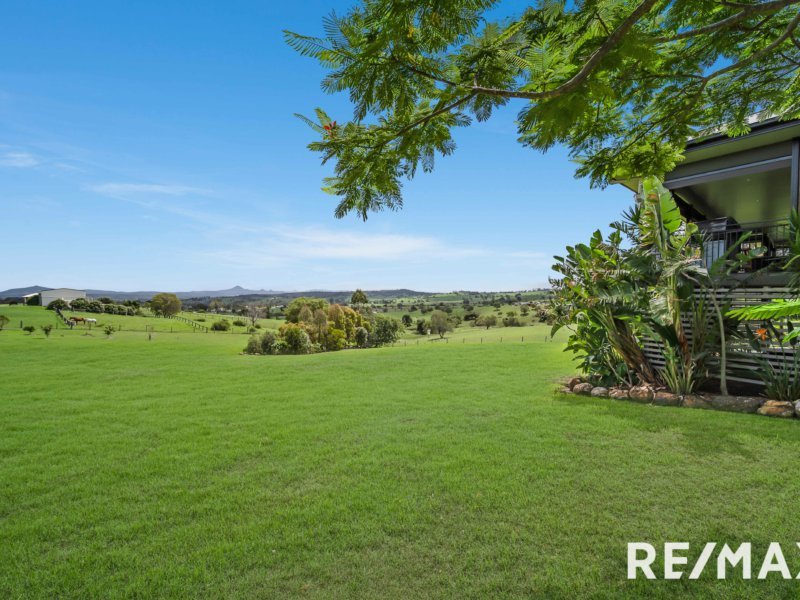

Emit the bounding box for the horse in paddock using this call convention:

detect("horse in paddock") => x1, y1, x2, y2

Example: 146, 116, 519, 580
70, 316, 86, 324
85, 318, 97, 324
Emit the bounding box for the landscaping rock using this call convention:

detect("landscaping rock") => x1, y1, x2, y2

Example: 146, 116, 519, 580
629, 386, 654, 403
707, 395, 763, 414
567, 377, 582, 391
794, 400, 800, 418
590, 386, 609, 398
653, 391, 681, 407
573, 383, 594, 395
757, 400, 795, 418
609, 388, 629, 400
682, 394, 712, 409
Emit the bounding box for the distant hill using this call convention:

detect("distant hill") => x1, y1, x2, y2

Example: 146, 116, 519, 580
0, 285, 439, 302
0, 285, 52, 297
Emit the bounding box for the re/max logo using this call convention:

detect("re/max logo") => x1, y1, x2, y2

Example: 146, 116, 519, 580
628, 543, 800, 580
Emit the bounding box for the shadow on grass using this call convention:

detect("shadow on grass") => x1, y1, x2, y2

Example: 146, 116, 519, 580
551, 389, 800, 460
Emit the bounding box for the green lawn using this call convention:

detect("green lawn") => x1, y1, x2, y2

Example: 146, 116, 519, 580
2, 329, 800, 598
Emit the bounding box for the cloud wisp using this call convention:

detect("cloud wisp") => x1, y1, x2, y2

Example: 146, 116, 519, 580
0, 151, 38, 167
87, 182, 210, 196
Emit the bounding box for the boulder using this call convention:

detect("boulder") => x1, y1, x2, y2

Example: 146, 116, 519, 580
629, 386, 654, 403
573, 382, 594, 395
682, 394, 712, 409
707, 395, 763, 414
757, 400, 795, 418
609, 388, 629, 400
567, 377, 582, 391
590, 386, 609, 398
794, 400, 800, 418
653, 391, 681, 407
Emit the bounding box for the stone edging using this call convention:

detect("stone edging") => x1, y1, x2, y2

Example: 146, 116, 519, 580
560, 378, 799, 419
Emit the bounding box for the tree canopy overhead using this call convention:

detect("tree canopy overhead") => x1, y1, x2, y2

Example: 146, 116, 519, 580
286, 0, 800, 219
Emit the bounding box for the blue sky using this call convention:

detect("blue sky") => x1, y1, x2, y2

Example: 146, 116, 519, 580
0, 1, 633, 292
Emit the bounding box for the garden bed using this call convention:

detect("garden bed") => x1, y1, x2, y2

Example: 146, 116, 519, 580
561, 377, 799, 419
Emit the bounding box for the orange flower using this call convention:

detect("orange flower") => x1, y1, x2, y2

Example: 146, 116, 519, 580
755, 327, 768, 342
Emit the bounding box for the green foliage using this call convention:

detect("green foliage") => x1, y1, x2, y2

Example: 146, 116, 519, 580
26, 295, 40, 306
286, 297, 329, 323
729, 299, 800, 322
429, 310, 453, 338
415, 318, 428, 335
0, 314, 9, 330
325, 327, 347, 351
40, 325, 53, 337
23, 325, 35, 334
70, 298, 89, 311
46, 299, 68, 311
150, 293, 182, 317
354, 326, 369, 348
244, 335, 262, 355
281, 324, 313, 354
370, 316, 401, 346
211, 320, 231, 332
232, 319, 247, 327
288, 1, 800, 218
103, 325, 115, 338
551, 176, 727, 390
401, 314, 413, 327
87, 300, 103, 313
475, 314, 497, 329
350, 289, 368, 305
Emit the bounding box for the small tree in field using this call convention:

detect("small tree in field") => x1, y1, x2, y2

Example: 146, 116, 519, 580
401, 314, 413, 327
246, 304, 263, 327
150, 293, 181, 317
429, 310, 453, 339
0, 315, 9, 331
103, 325, 114, 338
476, 314, 497, 330
41, 324, 53, 337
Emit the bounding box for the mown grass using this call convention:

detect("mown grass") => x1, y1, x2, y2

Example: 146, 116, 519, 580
2, 329, 800, 598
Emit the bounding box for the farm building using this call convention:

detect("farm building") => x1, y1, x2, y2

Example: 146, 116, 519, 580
39, 288, 87, 306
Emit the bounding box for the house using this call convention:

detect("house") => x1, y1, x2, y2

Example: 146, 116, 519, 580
619, 117, 800, 386
39, 288, 87, 306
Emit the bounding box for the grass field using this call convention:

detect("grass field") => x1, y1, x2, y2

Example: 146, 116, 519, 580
3, 320, 800, 598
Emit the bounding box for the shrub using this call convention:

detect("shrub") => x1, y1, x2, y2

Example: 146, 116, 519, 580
401, 314, 413, 327
370, 316, 401, 346
70, 298, 89, 311
87, 300, 103, 313
244, 335, 263, 355
325, 327, 347, 351
196, 317, 206, 322
211, 320, 231, 331
0, 315, 8, 331
41, 324, 53, 337
254, 323, 262, 329
26, 295, 40, 306
232, 319, 247, 327
261, 331, 278, 354
46, 299, 68, 311
103, 325, 114, 337
415, 319, 428, 335
281, 324, 312, 354
502, 316, 523, 327
23, 325, 35, 334
355, 326, 369, 348
247, 326, 257, 333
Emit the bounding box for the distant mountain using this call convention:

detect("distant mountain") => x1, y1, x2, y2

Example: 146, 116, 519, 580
0, 285, 52, 297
